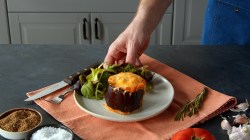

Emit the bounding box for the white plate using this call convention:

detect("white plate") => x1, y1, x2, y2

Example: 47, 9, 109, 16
73, 73, 174, 122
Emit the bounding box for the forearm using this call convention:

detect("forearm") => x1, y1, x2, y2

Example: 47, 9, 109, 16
132, 0, 172, 36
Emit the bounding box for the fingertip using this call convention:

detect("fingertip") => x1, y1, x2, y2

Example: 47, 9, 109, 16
103, 61, 109, 68
125, 58, 136, 66
135, 58, 142, 67
103, 55, 114, 67
125, 49, 137, 66
104, 43, 117, 66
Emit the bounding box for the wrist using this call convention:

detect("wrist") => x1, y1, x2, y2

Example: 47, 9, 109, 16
130, 14, 152, 37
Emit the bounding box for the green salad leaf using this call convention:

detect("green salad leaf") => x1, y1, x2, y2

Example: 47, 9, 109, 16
81, 82, 95, 98
79, 63, 154, 100
87, 67, 103, 84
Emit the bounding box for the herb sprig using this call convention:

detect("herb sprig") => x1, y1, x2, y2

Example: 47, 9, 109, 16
174, 87, 208, 121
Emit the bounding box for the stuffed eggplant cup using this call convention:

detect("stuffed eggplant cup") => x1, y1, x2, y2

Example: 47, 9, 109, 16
105, 72, 146, 115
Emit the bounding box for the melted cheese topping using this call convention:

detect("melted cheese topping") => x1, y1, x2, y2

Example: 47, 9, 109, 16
108, 72, 146, 93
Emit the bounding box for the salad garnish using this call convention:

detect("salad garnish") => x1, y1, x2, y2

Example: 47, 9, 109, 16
74, 63, 154, 100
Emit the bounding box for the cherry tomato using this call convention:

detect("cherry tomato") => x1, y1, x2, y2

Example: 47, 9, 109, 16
171, 128, 216, 140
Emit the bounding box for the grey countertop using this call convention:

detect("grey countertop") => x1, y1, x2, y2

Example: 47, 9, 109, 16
0, 45, 250, 139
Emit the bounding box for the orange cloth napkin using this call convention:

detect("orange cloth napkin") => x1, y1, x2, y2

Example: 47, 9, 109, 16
26, 54, 237, 140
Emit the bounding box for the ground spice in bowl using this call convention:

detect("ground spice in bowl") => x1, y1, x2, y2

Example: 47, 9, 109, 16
0, 108, 42, 139
0, 108, 41, 132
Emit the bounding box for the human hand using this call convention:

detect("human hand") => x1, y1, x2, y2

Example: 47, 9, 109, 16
104, 20, 150, 67
104, 0, 171, 67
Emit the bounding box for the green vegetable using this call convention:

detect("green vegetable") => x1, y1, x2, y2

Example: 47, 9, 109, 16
80, 63, 154, 100
174, 87, 208, 121
81, 82, 95, 99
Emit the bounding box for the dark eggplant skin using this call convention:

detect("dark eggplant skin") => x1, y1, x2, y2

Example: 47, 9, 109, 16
105, 85, 144, 113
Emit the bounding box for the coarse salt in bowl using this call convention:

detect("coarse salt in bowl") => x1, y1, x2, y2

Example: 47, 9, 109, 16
26, 124, 74, 140
0, 108, 42, 139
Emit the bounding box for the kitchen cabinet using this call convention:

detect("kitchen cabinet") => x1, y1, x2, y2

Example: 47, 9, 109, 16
5, 0, 207, 45
7, 0, 173, 45
8, 13, 173, 45
9, 13, 82, 45
9, 13, 137, 45
0, 0, 10, 44
172, 0, 207, 45
90, 13, 172, 45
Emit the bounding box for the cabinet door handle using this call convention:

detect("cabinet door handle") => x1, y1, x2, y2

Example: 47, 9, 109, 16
95, 18, 100, 39
83, 18, 88, 39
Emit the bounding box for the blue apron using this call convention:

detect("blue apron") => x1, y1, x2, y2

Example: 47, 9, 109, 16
202, 0, 250, 45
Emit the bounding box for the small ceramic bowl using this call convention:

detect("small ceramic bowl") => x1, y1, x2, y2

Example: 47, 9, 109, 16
26, 124, 74, 140
0, 108, 42, 140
